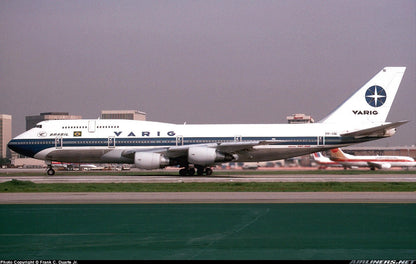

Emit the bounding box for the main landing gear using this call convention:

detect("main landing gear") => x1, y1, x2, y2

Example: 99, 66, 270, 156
179, 166, 213, 176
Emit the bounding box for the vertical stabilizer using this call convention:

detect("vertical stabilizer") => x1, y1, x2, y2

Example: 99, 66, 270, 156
320, 67, 406, 124
329, 148, 350, 161
312, 152, 322, 161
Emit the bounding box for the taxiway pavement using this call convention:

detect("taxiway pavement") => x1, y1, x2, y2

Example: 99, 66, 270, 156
1, 192, 416, 204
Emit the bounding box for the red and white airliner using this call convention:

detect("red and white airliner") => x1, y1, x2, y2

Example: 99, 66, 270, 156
328, 148, 416, 170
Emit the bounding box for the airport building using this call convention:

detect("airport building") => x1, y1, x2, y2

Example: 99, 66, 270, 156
287, 113, 315, 124
101, 110, 146, 120
26, 112, 82, 130
0, 114, 12, 159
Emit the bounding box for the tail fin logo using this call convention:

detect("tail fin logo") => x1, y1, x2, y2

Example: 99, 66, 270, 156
365, 85, 386, 107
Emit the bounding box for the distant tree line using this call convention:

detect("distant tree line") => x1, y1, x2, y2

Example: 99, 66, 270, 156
0, 158, 11, 167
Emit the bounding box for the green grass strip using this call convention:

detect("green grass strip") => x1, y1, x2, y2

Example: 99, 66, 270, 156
1, 180, 416, 192
0, 169, 415, 177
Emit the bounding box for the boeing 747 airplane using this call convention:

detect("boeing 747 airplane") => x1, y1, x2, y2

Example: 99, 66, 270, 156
8, 67, 408, 175
328, 148, 416, 170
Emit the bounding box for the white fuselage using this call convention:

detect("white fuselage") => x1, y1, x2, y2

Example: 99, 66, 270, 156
333, 155, 416, 168
8, 119, 376, 165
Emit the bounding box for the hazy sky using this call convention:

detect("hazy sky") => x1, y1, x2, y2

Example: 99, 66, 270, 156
1, 0, 415, 147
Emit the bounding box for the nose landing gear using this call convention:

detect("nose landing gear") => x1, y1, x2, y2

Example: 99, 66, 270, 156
46, 165, 55, 176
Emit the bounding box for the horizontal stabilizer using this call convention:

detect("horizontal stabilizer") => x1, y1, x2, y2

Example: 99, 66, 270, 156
341, 120, 409, 138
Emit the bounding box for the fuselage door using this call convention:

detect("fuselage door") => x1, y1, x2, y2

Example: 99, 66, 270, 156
55, 137, 63, 149
234, 135, 242, 142
88, 120, 96, 133
176, 136, 183, 146
108, 136, 116, 148
317, 136, 325, 146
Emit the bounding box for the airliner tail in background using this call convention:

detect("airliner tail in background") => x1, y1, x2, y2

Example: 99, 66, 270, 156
312, 152, 345, 169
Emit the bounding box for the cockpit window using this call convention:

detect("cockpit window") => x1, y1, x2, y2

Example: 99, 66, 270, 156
35, 125, 42, 128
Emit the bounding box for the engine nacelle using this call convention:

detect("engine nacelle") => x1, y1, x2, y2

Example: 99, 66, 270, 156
134, 152, 170, 170
380, 163, 392, 169
188, 147, 235, 166
383, 128, 397, 137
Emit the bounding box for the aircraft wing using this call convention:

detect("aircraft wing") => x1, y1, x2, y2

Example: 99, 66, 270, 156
121, 141, 263, 160
210, 141, 261, 152
216, 140, 292, 152
340, 120, 409, 138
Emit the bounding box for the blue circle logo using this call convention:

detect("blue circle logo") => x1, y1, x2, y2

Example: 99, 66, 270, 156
365, 86, 386, 107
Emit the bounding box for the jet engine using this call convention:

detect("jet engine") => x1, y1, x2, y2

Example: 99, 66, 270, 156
188, 147, 236, 166
134, 152, 170, 170
383, 128, 397, 137
380, 163, 392, 169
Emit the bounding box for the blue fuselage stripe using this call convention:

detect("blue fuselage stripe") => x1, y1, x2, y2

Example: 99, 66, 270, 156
7, 135, 374, 159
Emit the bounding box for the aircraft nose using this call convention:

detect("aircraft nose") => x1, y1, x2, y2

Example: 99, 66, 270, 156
7, 139, 36, 158
7, 139, 17, 152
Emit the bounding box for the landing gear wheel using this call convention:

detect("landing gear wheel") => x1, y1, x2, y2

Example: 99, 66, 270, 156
179, 168, 196, 176
197, 168, 204, 176
205, 168, 213, 175
47, 168, 55, 176
180, 167, 213, 176
188, 168, 195, 176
